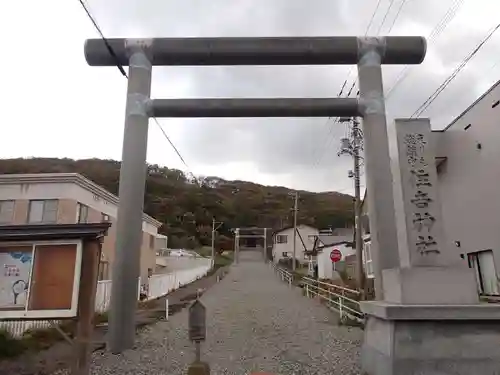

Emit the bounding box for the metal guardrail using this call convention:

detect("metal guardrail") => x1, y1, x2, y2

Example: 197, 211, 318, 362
270, 262, 364, 323
270, 262, 294, 286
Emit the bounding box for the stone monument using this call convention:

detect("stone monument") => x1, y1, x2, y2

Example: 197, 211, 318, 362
361, 118, 500, 375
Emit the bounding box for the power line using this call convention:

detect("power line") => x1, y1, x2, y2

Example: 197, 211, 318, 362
375, 0, 396, 35
313, 0, 387, 171
385, 0, 465, 100
365, 0, 384, 36
411, 20, 500, 118
152, 118, 190, 168
346, 0, 401, 99
77, 0, 127, 78
315, 1, 388, 169
385, 0, 412, 34
77, 0, 191, 171
315, 118, 341, 168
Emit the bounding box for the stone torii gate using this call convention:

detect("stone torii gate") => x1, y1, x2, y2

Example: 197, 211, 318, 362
83, 36, 445, 373
232, 227, 270, 263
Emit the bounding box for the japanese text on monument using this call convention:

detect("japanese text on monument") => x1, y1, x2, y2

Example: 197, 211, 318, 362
403, 133, 439, 255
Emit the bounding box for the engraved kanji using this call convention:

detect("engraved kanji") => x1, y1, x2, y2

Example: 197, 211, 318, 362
410, 190, 432, 208
412, 212, 436, 232
404, 133, 427, 167
416, 235, 440, 254
410, 169, 432, 188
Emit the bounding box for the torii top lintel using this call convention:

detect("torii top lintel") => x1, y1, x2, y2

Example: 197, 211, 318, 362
84, 36, 426, 67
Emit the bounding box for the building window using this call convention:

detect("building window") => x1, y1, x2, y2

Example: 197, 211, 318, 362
363, 241, 373, 278
101, 213, 110, 222
28, 200, 58, 224
149, 234, 155, 249
76, 203, 89, 223
0, 200, 15, 224
467, 250, 499, 296
361, 214, 370, 235
276, 234, 288, 244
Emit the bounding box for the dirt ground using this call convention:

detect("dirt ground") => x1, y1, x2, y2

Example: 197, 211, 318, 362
0, 267, 229, 375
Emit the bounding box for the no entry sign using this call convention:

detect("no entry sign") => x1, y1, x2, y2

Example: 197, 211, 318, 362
330, 248, 342, 263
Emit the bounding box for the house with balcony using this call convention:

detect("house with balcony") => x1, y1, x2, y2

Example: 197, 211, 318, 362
361, 79, 500, 296
0, 173, 163, 284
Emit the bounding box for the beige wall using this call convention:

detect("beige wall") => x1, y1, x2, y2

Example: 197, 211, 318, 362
140, 231, 156, 282
12, 199, 29, 224
57, 199, 78, 224
0, 180, 162, 283
9, 198, 77, 225
85, 206, 157, 282
0, 181, 159, 235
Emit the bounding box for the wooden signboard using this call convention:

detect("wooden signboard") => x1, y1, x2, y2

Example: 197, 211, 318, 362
0, 240, 83, 319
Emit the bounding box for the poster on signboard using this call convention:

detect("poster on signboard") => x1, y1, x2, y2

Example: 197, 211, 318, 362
0, 251, 32, 309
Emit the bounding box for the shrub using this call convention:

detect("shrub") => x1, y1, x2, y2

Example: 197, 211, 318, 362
0, 329, 26, 358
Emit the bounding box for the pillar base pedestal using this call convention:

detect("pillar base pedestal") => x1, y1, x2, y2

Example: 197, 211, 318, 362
361, 301, 500, 375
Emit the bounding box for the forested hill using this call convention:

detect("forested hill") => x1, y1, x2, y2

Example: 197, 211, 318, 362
0, 158, 354, 249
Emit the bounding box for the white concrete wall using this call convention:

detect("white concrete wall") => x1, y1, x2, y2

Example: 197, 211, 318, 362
155, 256, 211, 273
272, 225, 319, 263
436, 81, 500, 288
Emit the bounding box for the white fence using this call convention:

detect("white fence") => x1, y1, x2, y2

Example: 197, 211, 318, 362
148, 262, 211, 300
94, 278, 141, 313
1, 262, 211, 338
270, 262, 364, 323
95, 279, 113, 313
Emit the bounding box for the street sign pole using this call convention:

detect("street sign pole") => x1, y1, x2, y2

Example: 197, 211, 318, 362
330, 248, 342, 263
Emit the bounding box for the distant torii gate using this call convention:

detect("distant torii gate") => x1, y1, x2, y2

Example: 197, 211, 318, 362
232, 227, 270, 263
84, 35, 426, 353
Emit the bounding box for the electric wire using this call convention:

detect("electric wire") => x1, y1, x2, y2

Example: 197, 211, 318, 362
77, 0, 191, 172
313, 0, 387, 171
385, 0, 465, 100
411, 20, 500, 117
385, 0, 411, 34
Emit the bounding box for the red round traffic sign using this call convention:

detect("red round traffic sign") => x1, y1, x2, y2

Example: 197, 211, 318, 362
330, 248, 342, 263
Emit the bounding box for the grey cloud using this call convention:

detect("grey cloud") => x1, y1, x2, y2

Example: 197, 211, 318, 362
89, 0, 500, 192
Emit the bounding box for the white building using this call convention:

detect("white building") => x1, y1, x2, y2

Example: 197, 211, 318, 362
272, 225, 319, 264
315, 234, 355, 280
361, 79, 500, 295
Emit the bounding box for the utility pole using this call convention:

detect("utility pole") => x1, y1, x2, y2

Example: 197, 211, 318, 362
234, 228, 240, 264
211, 218, 223, 269
339, 117, 365, 295
263, 227, 267, 262
289, 192, 299, 271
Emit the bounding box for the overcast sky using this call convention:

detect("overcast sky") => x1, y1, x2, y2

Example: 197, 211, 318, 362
1, 0, 500, 194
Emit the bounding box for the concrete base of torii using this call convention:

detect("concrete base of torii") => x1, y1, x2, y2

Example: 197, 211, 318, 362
361, 268, 500, 375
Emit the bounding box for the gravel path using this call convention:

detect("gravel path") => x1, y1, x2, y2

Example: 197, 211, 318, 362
90, 251, 362, 375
